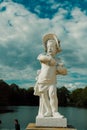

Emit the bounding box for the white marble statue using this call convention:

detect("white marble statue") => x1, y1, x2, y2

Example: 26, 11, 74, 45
34, 33, 67, 118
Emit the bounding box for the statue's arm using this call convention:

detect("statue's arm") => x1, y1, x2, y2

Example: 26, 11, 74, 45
56, 65, 67, 75
37, 54, 56, 65
37, 54, 50, 63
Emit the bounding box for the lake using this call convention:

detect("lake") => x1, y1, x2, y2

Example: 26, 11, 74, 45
0, 106, 87, 130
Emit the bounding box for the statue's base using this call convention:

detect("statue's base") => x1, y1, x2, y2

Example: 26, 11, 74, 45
36, 116, 67, 127
26, 123, 77, 130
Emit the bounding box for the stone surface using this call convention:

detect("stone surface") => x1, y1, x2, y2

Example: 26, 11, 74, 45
26, 123, 77, 130
36, 116, 67, 127
34, 33, 67, 118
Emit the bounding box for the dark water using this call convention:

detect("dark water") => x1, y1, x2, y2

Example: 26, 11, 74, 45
0, 106, 87, 130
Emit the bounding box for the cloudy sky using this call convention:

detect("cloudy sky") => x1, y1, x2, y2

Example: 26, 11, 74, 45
0, 0, 87, 90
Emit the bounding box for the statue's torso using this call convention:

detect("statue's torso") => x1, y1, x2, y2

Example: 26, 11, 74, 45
38, 63, 56, 84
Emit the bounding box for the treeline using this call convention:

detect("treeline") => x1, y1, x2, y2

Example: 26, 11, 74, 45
0, 80, 87, 108
0, 80, 39, 106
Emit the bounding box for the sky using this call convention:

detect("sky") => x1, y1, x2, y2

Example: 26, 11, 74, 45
0, 0, 87, 90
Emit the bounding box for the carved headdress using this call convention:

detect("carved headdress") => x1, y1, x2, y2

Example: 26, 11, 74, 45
43, 33, 62, 53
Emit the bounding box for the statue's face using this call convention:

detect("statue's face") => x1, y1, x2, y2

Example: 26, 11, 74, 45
47, 40, 57, 56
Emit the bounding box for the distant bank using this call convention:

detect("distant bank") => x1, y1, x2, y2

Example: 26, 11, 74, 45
0, 79, 87, 108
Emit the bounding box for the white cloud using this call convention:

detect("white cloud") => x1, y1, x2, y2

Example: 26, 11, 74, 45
45, 0, 55, 4
51, 4, 59, 10
34, 5, 41, 14
0, 1, 87, 88
64, 82, 86, 91
0, 64, 36, 80
65, 83, 77, 90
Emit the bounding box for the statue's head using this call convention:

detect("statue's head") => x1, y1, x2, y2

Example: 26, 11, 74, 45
43, 34, 62, 54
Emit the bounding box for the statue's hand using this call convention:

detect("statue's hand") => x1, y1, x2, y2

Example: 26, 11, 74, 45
37, 54, 57, 66
49, 58, 56, 66
56, 65, 67, 75
37, 54, 51, 63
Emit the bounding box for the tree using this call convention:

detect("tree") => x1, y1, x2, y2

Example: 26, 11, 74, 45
57, 86, 70, 106
70, 88, 83, 107
26, 87, 39, 106
81, 86, 87, 107
0, 80, 10, 105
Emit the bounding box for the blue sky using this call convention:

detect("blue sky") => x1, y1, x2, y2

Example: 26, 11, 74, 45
0, 0, 87, 90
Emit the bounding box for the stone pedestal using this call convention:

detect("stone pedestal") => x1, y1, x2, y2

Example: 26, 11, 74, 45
26, 123, 77, 130
36, 116, 67, 127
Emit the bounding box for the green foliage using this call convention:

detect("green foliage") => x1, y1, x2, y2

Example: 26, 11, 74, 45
81, 87, 87, 107
57, 87, 70, 106
70, 88, 83, 107
26, 87, 39, 106
70, 87, 87, 108
0, 80, 39, 106
0, 80, 11, 105
0, 79, 87, 108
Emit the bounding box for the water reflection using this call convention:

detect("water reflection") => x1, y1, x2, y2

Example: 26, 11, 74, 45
0, 106, 87, 130
0, 106, 15, 113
